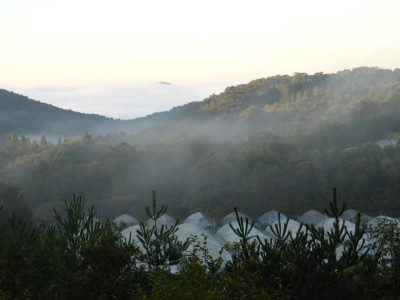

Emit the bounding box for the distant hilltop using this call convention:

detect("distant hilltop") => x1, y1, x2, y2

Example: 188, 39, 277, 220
1, 67, 400, 142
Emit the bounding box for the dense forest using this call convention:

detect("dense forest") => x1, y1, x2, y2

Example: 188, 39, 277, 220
1, 67, 400, 223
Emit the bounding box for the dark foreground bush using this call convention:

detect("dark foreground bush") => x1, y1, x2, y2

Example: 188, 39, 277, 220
0, 189, 399, 299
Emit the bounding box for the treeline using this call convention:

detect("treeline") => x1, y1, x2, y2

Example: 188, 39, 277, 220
1, 67, 400, 221
1, 191, 400, 299
200, 67, 400, 118
1, 126, 400, 223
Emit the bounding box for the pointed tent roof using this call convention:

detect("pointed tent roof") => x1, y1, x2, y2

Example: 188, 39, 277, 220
298, 210, 328, 225
341, 209, 372, 224
113, 214, 140, 227
258, 210, 288, 225
316, 217, 369, 251
120, 225, 143, 249
175, 223, 231, 263
217, 221, 272, 245
146, 213, 177, 228
265, 218, 305, 236
221, 211, 252, 226
367, 215, 400, 229
316, 217, 359, 242
183, 212, 215, 232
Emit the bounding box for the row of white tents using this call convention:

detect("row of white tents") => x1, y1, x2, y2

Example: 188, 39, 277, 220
113, 208, 398, 233
112, 209, 400, 269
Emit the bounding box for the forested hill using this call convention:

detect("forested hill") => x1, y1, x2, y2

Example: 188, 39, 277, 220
200, 67, 400, 116
0, 89, 122, 138
2, 67, 400, 222
128, 67, 400, 145
2, 67, 400, 143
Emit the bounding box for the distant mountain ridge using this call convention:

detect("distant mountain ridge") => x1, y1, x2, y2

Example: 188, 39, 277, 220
2, 67, 400, 221
0, 89, 117, 137
199, 67, 400, 116
2, 67, 400, 143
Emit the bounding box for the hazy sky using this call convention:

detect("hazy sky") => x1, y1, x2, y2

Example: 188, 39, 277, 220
1, 0, 400, 119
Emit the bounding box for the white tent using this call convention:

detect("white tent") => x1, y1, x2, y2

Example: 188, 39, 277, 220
121, 223, 232, 271
121, 225, 143, 249
183, 212, 215, 232
315, 218, 371, 256
175, 223, 232, 263
316, 218, 356, 240
265, 218, 305, 237
217, 221, 272, 245
221, 211, 253, 226
341, 209, 372, 224
335, 244, 346, 259
121, 224, 180, 272
298, 210, 328, 225
376, 139, 398, 149
367, 215, 400, 230
363, 216, 400, 259
146, 213, 177, 228
258, 210, 288, 226
113, 214, 140, 227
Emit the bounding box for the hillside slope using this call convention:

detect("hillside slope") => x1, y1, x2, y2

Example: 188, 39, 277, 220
128, 67, 400, 146
2, 67, 400, 143
2, 67, 400, 221
0, 89, 121, 137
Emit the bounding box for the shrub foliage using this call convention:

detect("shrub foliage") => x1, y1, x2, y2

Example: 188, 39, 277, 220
0, 189, 399, 299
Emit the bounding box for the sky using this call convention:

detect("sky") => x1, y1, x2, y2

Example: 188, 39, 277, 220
1, 0, 400, 119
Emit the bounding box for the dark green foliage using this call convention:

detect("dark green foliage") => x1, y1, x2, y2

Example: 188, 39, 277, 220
0, 180, 32, 226
0, 214, 37, 299
366, 217, 400, 297
229, 207, 259, 261
0, 195, 142, 299
1, 189, 400, 297
140, 238, 227, 299
1, 127, 400, 222
136, 191, 191, 269
50, 195, 141, 299
224, 189, 373, 299
39, 134, 48, 148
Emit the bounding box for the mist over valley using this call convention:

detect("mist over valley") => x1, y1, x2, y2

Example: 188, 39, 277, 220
3, 0, 400, 295
1, 67, 400, 223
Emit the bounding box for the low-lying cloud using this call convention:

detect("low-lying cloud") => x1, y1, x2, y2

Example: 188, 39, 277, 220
4, 82, 227, 120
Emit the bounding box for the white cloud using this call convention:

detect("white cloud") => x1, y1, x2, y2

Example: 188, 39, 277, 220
4, 82, 228, 120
